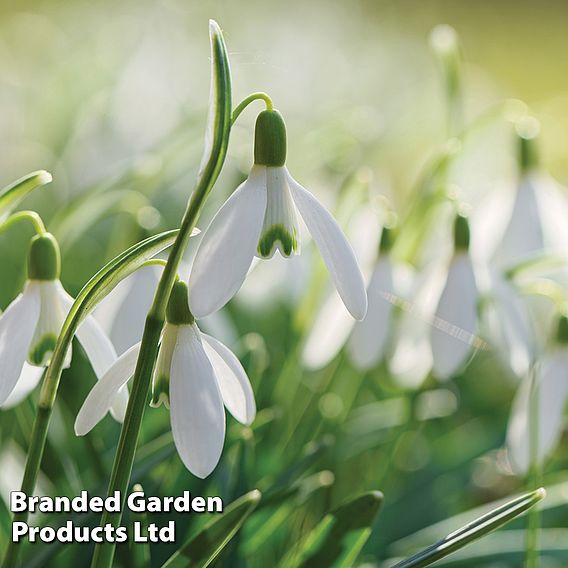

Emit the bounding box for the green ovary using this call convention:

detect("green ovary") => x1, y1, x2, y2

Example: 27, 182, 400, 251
257, 224, 298, 258
28, 333, 57, 366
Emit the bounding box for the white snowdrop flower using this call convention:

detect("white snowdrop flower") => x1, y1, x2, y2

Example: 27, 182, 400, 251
389, 261, 446, 389
0, 234, 126, 418
301, 208, 381, 370
302, 224, 398, 371
507, 315, 568, 474
75, 280, 256, 479
348, 230, 396, 370
430, 214, 479, 380
189, 109, 367, 321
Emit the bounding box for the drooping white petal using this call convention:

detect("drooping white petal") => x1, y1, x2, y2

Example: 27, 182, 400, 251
480, 269, 534, 378
302, 290, 355, 370
1, 364, 44, 409
94, 265, 161, 354
0, 282, 40, 405
74, 342, 141, 435
202, 332, 256, 425
507, 349, 568, 474
287, 171, 367, 320
28, 281, 70, 368
170, 325, 226, 478
58, 283, 126, 417
492, 173, 544, 270
189, 166, 267, 319
389, 263, 445, 389
431, 253, 478, 380
257, 167, 300, 259
349, 258, 394, 370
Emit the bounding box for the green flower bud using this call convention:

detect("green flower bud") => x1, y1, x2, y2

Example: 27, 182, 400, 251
556, 315, 568, 344
516, 118, 539, 173
166, 280, 194, 325
379, 226, 394, 255
27, 233, 61, 281
254, 109, 287, 167
453, 213, 470, 251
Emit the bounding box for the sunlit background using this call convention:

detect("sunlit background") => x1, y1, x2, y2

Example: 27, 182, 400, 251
1, 1, 568, 566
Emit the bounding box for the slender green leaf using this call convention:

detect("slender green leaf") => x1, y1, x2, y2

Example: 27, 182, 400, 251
161, 490, 261, 568
0, 170, 52, 220
390, 488, 546, 568
279, 491, 384, 568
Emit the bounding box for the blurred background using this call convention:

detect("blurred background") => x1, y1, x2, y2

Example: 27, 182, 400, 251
1, 0, 568, 566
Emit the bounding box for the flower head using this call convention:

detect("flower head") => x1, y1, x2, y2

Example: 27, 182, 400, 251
189, 109, 367, 321
507, 314, 568, 473
430, 213, 479, 380
0, 233, 126, 419
75, 280, 256, 479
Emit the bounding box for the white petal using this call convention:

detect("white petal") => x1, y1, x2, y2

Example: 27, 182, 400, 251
492, 173, 544, 270
482, 270, 534, 378
170, 325, 225, 478
0, 282, 40, 405
1, 364, 44, 409
189, 166, 267, 318
349, 259, 394, 370
202, 332, 256, 425
507, 350, 568, 474
431, 254, 478, 380
302, 291, 355, 370
28, 281, 69, 367
287, 172, 367, 320
74, 342, 141, 435
389, 263, 445, 389
94, 265, 161, 354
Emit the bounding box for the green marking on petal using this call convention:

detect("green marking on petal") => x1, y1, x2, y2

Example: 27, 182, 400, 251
257, 224, 298, 258
150, 374, 170, 408
28, 333, 57, 366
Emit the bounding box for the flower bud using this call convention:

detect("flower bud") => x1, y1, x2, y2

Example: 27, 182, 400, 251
166, 280, 194, 325
516, 118, 539, 173
254, 109, 287, 167
453, 213, 470, 251
379, 225, 394, 255
27, 233, 61, 281
556, 314, 568, 344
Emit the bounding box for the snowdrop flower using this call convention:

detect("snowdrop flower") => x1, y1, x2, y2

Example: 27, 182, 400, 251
189, 109, 367, 321
303, 225, 397, 371
75, 280, 255, 478
0, 233, 126, 418
507, 314, 568, 474
430, 213, 479, 380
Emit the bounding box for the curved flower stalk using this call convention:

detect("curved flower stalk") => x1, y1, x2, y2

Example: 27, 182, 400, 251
507, 314, 568, 474
0, 233, 126, 417
189, 109, 367, 321
76, 280, 255, 478
430, 213, 479, 380
302, 224, 399, 371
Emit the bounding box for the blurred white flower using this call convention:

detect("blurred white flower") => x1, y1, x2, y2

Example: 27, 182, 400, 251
76, 280, 255, 479
302, 223, 398, 371
507, 315, 568, 474
189, 109, 367, 321
0, 234, 126, 418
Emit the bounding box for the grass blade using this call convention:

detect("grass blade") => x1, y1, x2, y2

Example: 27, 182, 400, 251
279, 491, 384, 568
391, 488, 546, 568
161, 490, 261, 568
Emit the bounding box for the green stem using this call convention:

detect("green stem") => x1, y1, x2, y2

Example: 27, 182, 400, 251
526, 365, 542, 568
231, 92, 273, 125
90, 26, 233, 568
0, 210, 46, 236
